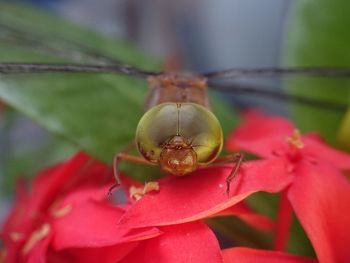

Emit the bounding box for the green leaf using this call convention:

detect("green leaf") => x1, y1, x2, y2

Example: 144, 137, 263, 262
283, 0, 350, 145
0, 3, 237, 176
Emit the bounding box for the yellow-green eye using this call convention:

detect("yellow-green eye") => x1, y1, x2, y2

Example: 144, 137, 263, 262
135, 102, 223, 164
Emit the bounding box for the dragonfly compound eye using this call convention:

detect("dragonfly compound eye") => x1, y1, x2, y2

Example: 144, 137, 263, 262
135, 102, 223, 175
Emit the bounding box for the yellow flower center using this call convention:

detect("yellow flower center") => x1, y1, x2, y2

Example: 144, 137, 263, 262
129, 181, 160, 201
286, 129, 304, 149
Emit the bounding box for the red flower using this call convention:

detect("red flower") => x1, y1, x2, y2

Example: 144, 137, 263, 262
1, 153, 160, 262
3, 150, 293, 262
120, 158, 289, 262
7, 110, 348, 262
113, 157, 299, 262
118, 160, 289, 228
2, 152, 279, 263
227, 111, 350, 263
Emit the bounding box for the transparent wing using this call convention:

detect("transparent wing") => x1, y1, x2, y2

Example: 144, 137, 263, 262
0, 61, 349, 112
2, 14, 350, 79
0, 22, 116, 65
0, 23, 157, 78
0, 2, 348, 113
209, 81, 348, 112
203, 67, 350, 79
0, 62, 158, 78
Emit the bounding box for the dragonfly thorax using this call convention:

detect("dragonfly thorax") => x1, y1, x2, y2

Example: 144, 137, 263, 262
135, 102, 223, 175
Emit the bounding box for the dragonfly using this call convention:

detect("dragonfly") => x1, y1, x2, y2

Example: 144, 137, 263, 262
1, 5, 350, 194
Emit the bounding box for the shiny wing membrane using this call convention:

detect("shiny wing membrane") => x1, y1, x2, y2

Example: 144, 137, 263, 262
0, 4, 349, 112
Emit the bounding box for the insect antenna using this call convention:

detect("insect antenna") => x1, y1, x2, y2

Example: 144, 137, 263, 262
209, 81, 348, 112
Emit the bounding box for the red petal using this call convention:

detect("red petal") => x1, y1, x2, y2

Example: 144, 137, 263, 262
59, 185, 110, 206
52, 200, 161, 250
226, 111, 294, 158
60, 242, 139, 263
222, 247, 316, 263
3, 232, 51, 263
119, 159, 292, 228
302, 135, 350, 171
120, 221, 223, 263
215, 201, 274, 231
2, 181, 35, 263
288, 162, 350, 263
2, 152, 94, 237
2, 179, 30, 237
26, 235, 52, 263
30, 152, 97, 212
274, 189, 293, 251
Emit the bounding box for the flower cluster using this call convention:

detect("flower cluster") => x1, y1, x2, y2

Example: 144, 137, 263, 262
227, 111, 350, 263
1, 112, 350, 263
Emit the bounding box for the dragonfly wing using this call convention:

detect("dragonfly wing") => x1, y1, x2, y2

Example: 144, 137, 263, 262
0, 3, 159, 76
0, 3, 160, 162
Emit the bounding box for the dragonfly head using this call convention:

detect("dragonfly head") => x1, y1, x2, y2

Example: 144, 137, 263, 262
159, 135, 198, 176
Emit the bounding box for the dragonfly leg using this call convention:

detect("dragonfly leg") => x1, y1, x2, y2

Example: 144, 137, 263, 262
108, 145, 153, 195
212, 152, 244, 196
